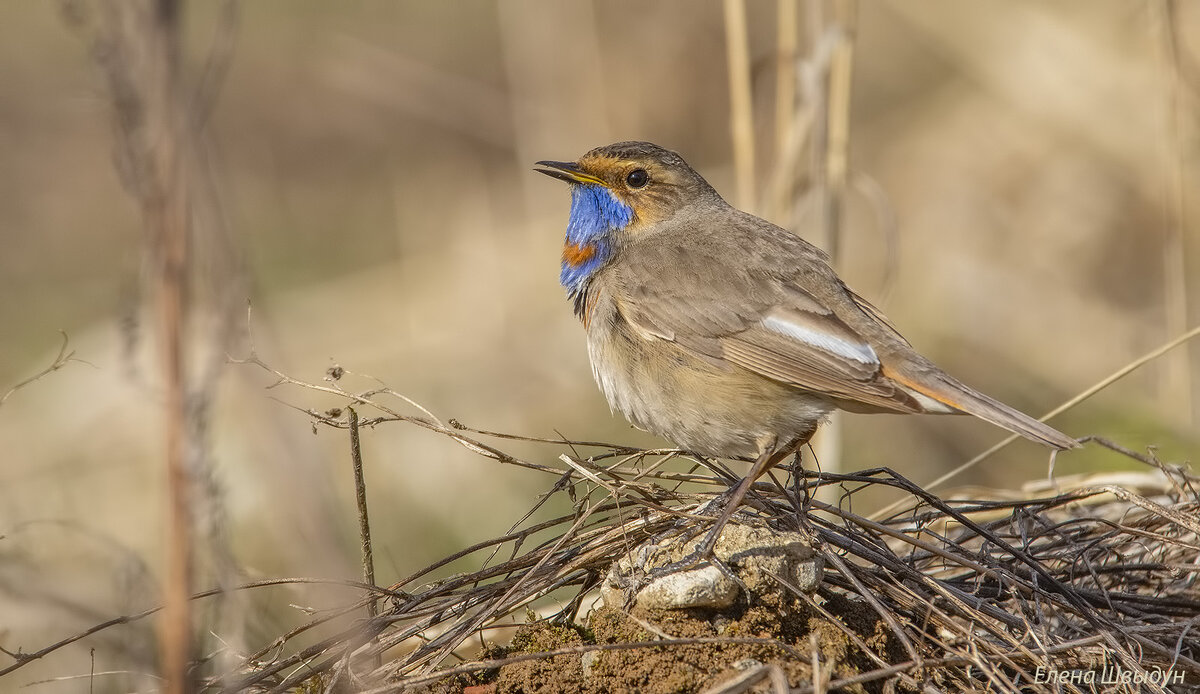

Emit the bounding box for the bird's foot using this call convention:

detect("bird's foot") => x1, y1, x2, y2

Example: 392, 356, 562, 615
643, 516, 740, 585
646, 537, 714, 578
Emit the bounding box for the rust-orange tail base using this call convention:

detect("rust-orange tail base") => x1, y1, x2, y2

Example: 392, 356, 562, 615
886, 366, 1079, 450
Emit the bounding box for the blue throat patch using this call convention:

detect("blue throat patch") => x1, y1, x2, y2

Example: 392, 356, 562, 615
559, 184, 634, 297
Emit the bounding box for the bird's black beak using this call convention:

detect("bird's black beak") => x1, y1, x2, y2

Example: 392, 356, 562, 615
534, 160, 605, 186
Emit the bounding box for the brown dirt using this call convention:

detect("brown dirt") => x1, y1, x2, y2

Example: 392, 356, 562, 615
424, 594, 909, 694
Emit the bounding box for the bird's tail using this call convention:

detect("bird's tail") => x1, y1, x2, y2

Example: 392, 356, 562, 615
885, 364, 1080, 450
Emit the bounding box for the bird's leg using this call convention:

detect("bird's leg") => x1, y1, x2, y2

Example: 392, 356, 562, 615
694, 440, 790, 559
645, 442, 785, 580
648, 430, 814, 579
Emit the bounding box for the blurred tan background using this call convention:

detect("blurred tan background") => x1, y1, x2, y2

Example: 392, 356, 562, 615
1, 1, 1197, 689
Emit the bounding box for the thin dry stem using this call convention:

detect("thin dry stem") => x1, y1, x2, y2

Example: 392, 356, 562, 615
348, 407, 381, 672
0, 332, 83, 410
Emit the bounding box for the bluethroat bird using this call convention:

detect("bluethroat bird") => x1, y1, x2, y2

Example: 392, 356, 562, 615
536, 141, 1077, 554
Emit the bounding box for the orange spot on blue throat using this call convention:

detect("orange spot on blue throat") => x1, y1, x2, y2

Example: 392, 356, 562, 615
562, 242, 597, 266
559, 184, 633, 299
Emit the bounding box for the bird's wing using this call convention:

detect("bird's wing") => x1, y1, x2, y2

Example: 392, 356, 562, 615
607, 218, 925, 413
607, 212, 1078, 448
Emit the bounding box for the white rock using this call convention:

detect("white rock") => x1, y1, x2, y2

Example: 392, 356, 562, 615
636, 564, 740, 610
601, 522, 824, 610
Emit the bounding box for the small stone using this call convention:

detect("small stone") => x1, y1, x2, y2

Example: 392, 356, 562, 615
599, 582, 625, 611
602, 521, 824, 610
635, 565, 739, 610
713, 524, 823, 596
581, 650, 600, 678
791, 553, 823, 593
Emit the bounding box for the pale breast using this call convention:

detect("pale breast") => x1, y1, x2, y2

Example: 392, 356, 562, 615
583, 284, 831, 458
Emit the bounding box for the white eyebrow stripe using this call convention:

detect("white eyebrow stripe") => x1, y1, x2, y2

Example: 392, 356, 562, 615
761, 315, 879, 365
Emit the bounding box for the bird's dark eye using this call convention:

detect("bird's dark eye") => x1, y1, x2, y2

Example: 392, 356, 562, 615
625, 169, 649, 189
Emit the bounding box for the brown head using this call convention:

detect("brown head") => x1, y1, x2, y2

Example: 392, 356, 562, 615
535, 141, 721, 231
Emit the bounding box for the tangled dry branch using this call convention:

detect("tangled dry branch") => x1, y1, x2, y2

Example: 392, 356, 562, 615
213, 360, 1199, 693
4, 358, 1196, 693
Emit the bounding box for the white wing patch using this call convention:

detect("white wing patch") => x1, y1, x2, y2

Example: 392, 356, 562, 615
762, 315, 879, 365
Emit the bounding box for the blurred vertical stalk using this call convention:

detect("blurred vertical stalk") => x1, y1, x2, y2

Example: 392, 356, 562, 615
65, 0, 241, 686
68, 0, 198, 688
823, 0, 856, 263
805, 0, 829, 250
724, 0, 756, 212
1156, 0, 1194, 426
806, 0, 856, 260
772, 0, 798, 224
144, 2, 193, 691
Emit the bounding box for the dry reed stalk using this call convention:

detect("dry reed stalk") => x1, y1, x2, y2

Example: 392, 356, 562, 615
771, 0, 799, 223
57, 1, 246, 689
723, 0, 756, 213
1155, 0, 1194, 428
93, 1, 196, 690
